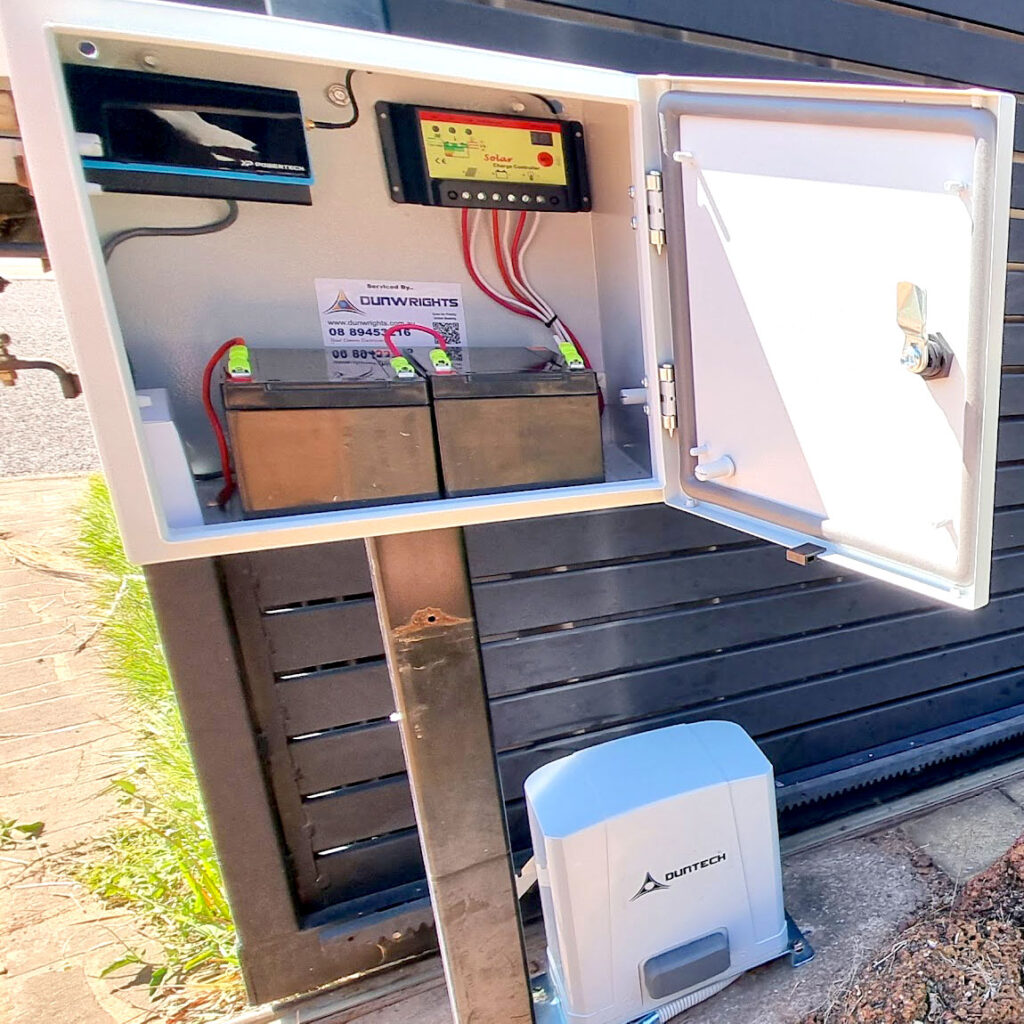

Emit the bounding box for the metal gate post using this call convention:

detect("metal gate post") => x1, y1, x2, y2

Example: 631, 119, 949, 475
366, 528, 534, 1024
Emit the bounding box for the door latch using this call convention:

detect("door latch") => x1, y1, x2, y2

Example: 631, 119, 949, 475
897, 282, 952, 380
646, 171, 665, 255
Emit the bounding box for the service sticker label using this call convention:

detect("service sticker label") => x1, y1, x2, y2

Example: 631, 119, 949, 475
315, 278, 467, 380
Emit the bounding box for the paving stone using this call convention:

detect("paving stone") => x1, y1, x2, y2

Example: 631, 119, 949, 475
902, 787, 1024, 880
2, 742, 101, 797
2, 964, 118, 1024
0, 721, 123, 764
3, 777, 124, 837
0, 697, 107, 734
0, 474, 159, 1024
0, 657, 61, 690
998, 776, 1024, 808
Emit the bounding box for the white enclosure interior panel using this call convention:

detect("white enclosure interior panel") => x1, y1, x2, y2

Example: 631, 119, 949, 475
687, 122, 973, 566
656, 84, 1013, 608
0, 0, 665, 563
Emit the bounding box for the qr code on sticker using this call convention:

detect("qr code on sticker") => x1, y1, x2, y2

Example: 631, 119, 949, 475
432, 321, 462, 347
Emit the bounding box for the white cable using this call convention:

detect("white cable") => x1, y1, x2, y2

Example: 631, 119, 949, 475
500, 211, 560, 341
465, 209, 539, 318
505, 211, 571, 347
502, 211, 553, 320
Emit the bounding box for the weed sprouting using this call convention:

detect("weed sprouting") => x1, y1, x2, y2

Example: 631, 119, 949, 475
75, 476, 243, 1008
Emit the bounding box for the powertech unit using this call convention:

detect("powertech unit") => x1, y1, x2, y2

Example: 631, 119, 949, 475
62, 63, 313, 204
525, 722, 811, 1024
406, 345, 603, 496
1, 5, 1014, 587
220, 347, 439, 514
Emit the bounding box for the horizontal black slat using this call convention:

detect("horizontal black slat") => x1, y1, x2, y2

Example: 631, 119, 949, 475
276, 661, 393, 737
991, 549, 1024, 590
713, 634, 1024, 744
891, 1, 1024, 34
242, 541, 371, 608
1013, 166, 1024, 211
996, 465, 1024, 507
304, 619, 1024, 850
489, 668, 1024, 808
316, 830, 424, 905
1000, 373, 1024, 415
285, 553, 1024, 801
548, 0, 1024, 96
178, 0, 266, 11
993, 506, 1024, 548
1009, 218, 1024, 262
490, 588, 1024, 750
500, 666, 1024, 805
481, 575, 928, 697
387, 1, 894, 83
263, 598, 383, 674
998, 419, 1024, 460
475, 541, 829, 636
977, 507, 1024, 551
1004, 322, 1024, 366
269, 0, 387, 32
290, 721, 402, 795
465, 505, 747, 577
1006, 272, 1024, 316
759, 666, 1024, 770
307, 779, 414, 852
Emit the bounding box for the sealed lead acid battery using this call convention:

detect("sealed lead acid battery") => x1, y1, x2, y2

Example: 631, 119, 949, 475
222, 348, 439, 515
407, 345, 603, 497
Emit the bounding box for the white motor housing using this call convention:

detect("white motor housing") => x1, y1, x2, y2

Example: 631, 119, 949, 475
525, 721, 788, 1024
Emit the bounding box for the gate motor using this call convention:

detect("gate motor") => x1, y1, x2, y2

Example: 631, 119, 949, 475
525, 721, 812, 1024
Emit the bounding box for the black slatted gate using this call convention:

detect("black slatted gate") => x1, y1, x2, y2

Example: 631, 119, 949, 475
153, 0, 1024, 1002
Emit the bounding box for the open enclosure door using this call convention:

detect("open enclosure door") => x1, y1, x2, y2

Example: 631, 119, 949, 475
654, 81, 1015, 609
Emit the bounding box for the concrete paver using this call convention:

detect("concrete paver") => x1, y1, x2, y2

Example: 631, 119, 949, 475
901, 786, 1024, 880
0, 475, 148, 1024
996, 775, 1024, 809
8, 965, 117, 1024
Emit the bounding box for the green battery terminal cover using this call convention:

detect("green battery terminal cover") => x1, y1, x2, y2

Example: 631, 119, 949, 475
558, 340, 585, 370
390, 355, 417, 379
429, 348, 454, 373
227, 343, 252, 379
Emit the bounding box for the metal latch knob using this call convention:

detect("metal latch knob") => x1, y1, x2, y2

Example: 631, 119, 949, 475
897, 282, 952, 380
694, 455, 735, 482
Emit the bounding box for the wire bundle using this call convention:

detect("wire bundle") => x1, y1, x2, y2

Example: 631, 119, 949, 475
459, 207, 595, 372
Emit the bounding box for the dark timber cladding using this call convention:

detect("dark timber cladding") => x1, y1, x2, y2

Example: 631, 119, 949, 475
159, 0, 1024, 1004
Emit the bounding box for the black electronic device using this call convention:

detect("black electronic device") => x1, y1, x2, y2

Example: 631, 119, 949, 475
63, 64, 313, 204
406, 345, 603, 496
222, 348, 439, 514
377, 102, 590, 212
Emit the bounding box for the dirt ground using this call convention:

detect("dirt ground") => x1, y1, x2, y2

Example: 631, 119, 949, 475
802, 834, 1024, 1023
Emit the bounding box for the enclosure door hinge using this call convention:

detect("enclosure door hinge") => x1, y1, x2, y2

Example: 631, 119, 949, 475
658, 363, 677, 436
645, 170, 666, 255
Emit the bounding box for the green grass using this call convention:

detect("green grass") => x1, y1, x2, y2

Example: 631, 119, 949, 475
75, 476, 242, 1003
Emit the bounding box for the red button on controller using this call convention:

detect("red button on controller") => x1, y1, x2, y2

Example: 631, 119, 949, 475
537, 151, 554, 167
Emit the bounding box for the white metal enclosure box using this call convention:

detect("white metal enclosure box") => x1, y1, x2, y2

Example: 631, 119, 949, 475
525, 721, 787, 1024
0, 0, 1013, 608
